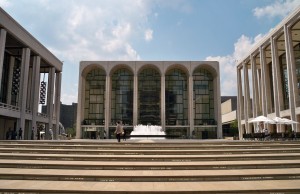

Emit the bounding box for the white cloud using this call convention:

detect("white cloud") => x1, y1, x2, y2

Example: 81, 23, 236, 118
145, 29, 153, 42
0, 0, 11, 7
61, 93, 78, 106
1, 1, 153, 104
253, 0, 300, 18
206, 33, 264, 96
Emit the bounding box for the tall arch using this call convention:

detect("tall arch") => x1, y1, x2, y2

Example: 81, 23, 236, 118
193, 67, 216, 139
83, 68, 106, 125
165, 68, 188, 126
110, 67, 134, 126
138, 67, 161, 125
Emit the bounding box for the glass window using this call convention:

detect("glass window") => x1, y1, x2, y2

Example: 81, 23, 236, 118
193, 68, 216, 126
138, 68, 161, 125
165, 69, 188, 126
111, 68, 133, 125
84, 69, 106, 125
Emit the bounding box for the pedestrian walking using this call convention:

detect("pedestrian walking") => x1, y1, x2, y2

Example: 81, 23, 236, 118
114, 121, 123, 143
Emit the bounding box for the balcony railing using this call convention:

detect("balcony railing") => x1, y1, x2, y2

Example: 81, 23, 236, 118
0, 102, 19, 112
37, 112, 48, 118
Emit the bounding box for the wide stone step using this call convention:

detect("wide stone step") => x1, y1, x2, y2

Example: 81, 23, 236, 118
1, 140, 300, 146
1, 147, 300, 155
1, 142, 300, 150
0, 159, 299, 170
0, 179, 299, 193
1, 168, 300, 182
0, 152, 300, 161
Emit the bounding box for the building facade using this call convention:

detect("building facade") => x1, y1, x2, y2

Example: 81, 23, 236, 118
0, 8, 63, 140
42, 102, 77, 129
237, 7, 300, 139
76, 61, 221, 139
221, 96, 238, 138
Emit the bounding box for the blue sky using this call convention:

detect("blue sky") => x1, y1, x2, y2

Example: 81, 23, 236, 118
1, 0, 300, 104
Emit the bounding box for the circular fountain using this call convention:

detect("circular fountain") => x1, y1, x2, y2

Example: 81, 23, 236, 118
130, 125, 165, 139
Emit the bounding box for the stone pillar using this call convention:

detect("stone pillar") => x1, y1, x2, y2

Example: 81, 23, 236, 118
54, 72, 62, 139
161, 75, 165, 131
104, 75, 110, 137
214, 73, 222, 139
0, 29, 7, 91
237, 67, 243, 138
250, 55, 260, 132
18, 48, 31, 139
271, 36, 285, 133
260, 47, 268, 116
46, 67, 55, 139
188, 75, 194, 138
271, 37, 281, 117
31, 56, 41, 139
243, 62, 250, 133
6, 56, 15, 105
133, 75, 138, 126
250, 55, 259, 117
76, 73, 85, 139
284, 24, 298, 132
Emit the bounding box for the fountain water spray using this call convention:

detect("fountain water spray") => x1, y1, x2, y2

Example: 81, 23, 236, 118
130, 125, 165, 139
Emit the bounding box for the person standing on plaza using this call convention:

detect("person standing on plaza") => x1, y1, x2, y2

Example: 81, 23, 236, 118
18, 128, 22, 140
114, 121, 123, 143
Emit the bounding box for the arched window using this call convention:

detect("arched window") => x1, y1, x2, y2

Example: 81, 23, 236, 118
111, 68, 133, 125
193, 68, 214, 125
165, 69, 188, 126
138, 68, 161, 125
84, 68, 106, 125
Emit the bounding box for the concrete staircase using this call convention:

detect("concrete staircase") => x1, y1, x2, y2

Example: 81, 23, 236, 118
0, 139, 299, 193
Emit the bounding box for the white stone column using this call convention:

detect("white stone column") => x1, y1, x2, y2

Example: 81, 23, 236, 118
46, 67, 55, 139
161, 75, 165, 131
257, 68, 263, 115
26, 65, 33, 111
243, 62, 250, 133
6, 56, 15, 105
271, 37, 281, 116
0, 29, 7, 91
104, 75, 110, 137
18, 48, 31, 139
284, 24, 298, 132
133, 75, 138, 126
54, 72, 62, 139
31, 56, 40, 139
214, 74, 222, 139
250, 55, 259, 118
250, 55, 260, 132
237, 67, 243, 138
272, 36, 285, 133
76, 72, 85, 139
260, 47, 268, 116
188, 75, 194, 137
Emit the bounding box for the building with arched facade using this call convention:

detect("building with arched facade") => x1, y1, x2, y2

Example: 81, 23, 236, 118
76, 61, 221, 139
0, 8, 63, 140
237, 7, 300, 139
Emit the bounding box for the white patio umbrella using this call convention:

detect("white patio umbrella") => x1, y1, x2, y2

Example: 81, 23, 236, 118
272, 117, 287, 124
271, 117, 298, 133
280, 118, 298, 124
272, 117, 298, 124
248, 116, 275, 124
